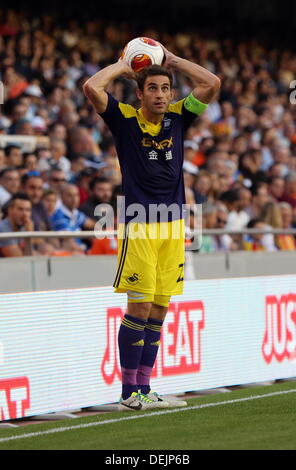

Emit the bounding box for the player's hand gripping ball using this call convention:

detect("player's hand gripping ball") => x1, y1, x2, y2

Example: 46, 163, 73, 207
120, 37, 165, 72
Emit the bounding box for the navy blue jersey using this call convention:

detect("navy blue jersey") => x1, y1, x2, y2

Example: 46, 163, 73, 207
100, 93, 201, 222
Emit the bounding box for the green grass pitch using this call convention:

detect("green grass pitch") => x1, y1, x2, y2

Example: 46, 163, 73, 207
0, 381, 295, 450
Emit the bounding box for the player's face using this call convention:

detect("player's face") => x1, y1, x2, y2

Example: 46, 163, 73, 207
139, 75, 173, 115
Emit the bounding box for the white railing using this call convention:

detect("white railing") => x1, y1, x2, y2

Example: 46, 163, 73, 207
0, 228, 296, 240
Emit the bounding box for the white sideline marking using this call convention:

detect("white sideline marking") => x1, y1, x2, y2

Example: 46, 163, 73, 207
0, 388, 295, 444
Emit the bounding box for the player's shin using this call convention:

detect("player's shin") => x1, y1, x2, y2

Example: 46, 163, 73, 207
137, 317, 163, 394
118, 314, 147, 399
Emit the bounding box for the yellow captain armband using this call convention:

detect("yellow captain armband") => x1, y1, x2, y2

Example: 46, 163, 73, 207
184, 93, 208, 115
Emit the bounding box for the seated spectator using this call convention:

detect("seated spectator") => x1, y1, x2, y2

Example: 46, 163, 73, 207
280, 172, 296, 209
75, 167, 98, 205
247, 183, 270, 219
42, 188, 59, 217
4, 144, 23, 168
0, 167, 21, 208
0, 149, 6, 171
0, 193, 36, 256
183, 161, 198, 192
51, 183, 95, 252
192, 137, 215, 168
260, 201, 295, 251
238, 149, 267, 187
21, 174, 52, 231
23, 152, 39, 173
279, 201, 293, 228
37, 138, 71, 178
242, 218, 268, 251
79, 176, 113, 222
268, 176, 285, 202
222, 187, 251, 230
194, 170, 213, 204
199, 202, 217, 253
45, 168, 67, 206
68, 156, 87, 183
213, 203, 239, 251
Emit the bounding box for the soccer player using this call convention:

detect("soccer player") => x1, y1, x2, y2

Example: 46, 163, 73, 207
83, 45, 220, 410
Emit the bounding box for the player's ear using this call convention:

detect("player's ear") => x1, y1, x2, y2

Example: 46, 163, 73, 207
136, 88, 143, 100
170, 87, 175, 101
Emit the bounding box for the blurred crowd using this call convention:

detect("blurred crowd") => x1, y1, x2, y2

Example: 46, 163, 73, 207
0, 8, 296, 257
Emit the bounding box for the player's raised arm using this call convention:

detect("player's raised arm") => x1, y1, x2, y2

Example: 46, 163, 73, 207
83, 60, 136, 114
161, 45, 221, 104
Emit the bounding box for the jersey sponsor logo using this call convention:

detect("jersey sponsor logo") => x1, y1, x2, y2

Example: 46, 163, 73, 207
165, 150, 173, 160
101, 301, 205, 385
142, 137, 173, 150
148, 150, 158, 160
262, 294, 296, 364
0, 377, 30, 421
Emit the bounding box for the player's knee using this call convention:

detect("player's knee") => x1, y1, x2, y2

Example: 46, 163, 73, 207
127, 301, 152, 320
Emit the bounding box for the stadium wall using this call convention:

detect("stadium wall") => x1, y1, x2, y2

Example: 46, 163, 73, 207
0, 251, 296, 293
1, 275, 295, 421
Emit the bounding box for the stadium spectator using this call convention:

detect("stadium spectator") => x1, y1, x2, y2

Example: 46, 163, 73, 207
4, 144, 23, 168
0, 8, 296, 254
50, 183, 95, 252
74, 167, 100, 205
37, 138, 71, 177
199, 202, 217, 253
46, 168, 67, 197
79, 176, 114, 222
0, 149, 5, 171
213, 203, 238, 251
279, 202, 295, 231
222, 187, 251, 231
194, 170, 213, 204
0, 193, 36, 256
238, 149, 267, 187
23, 152, 39, 173
68, 156, 87, 183
260, 201, 295, 251
0, 167, 20, 208
280, 172, 296, 208
242, 218, 269, 251
42, 188, 59, 217
247, 184, 271, 219
268, 176, 285, 202
21, 174, 52, 231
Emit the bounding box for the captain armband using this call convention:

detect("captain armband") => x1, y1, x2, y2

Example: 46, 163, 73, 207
184, 93, 208, 115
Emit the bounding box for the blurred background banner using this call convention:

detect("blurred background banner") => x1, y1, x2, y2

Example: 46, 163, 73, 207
1, 275, 295, 421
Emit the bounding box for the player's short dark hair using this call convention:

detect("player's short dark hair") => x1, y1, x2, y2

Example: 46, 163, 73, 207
136, 65, 173, 91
